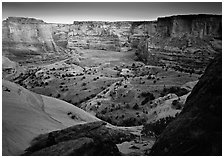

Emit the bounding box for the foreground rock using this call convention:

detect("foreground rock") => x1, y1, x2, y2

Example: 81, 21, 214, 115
149, 54, 222, 156
23, 121, 135, 156
2, 80, 100, 155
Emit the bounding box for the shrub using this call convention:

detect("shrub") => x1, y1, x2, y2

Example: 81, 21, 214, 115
67, 112, 72, 115
122, 117, 137, 126
101, 108, 107, 114
172, 99, 183, 110
160, 86, 188, 97
140, 92, 155, 99
141, 97, 150, 105
142, 116, 175, 137
140, 92, 155, 105
133, 103, 139, 110
82, 82, 87, 86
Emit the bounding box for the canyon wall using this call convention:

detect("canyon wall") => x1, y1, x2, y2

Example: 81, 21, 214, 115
51, 21, 132, 51
2, 14, 222, 71
136, 14, 222, 72
156, 14, 221, 38
2, 17, 61, 62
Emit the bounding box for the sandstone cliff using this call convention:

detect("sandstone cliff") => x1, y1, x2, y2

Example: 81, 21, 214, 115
136, 14, 221, 73
2, 14, 221, 72
2, 17, 61, 62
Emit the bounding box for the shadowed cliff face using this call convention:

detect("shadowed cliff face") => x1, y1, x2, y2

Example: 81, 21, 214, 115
2, 15, 221, 71
149, 53, 222, 156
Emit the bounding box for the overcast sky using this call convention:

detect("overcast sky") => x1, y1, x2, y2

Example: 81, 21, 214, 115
2, 2, 222, 24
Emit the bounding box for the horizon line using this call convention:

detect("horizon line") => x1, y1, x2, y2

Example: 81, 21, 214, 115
3, 13, 222, 24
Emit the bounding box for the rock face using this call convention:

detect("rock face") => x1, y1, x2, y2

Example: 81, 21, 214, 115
2, 14, 221, 71
23, 121, 135, 156
4, 17, 45, 24
2, 79, 101, 155
2, 17, 61, 62
149, 53, 222, 156
137, 14, 222, 73
156, 14, 221, 38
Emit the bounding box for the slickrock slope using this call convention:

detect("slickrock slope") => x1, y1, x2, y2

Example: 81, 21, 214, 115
149, 53, 222, 155
2, 80, 100, 155
2, 56, 25, 80
3, 80, 136, 156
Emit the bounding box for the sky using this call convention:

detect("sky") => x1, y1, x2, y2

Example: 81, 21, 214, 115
2, 2, 222, 24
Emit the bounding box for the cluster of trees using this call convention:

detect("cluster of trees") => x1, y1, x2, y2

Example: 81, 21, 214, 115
93, 77, 100, 81
61, 73, 75, 78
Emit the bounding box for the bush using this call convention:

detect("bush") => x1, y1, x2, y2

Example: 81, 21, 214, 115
140, 92, 155, 100
160, 86, 188, 97
122, 117, 137, 126
141, 97, 150, 105
142, 116, 176, 137
140, 92, 155, 105
82, 82, 87, 86
133, 103, 139, 110
172, 99, 183, 110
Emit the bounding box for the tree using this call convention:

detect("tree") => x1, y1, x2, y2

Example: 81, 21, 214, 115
82, 82, 87, 86
133, 103, 139, 110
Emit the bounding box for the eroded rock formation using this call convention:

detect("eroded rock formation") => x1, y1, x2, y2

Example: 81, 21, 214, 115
23, 121, 135, 156
149, 53, 222, 155
2, 14, 221, 71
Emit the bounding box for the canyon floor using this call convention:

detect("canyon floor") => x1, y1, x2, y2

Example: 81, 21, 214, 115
3, 47, 200, 155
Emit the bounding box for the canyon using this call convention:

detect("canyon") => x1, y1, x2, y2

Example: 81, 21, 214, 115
3, 14, 221, 72
2, 14, 222, 156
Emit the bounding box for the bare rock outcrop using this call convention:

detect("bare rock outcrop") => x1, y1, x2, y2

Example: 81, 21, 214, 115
23, 121, 135, 156
149, 53, 222, 155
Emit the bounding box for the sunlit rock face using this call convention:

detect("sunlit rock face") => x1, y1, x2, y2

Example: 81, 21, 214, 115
136, 14, 222, 73
2, 17, 59, 61
156, 14, 221, 38
2, 14, 222, 72
52, 21, 132, 51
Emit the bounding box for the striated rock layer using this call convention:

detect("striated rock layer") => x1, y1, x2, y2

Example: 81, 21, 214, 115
149, 53, 222, 155
2, 14, 221, 71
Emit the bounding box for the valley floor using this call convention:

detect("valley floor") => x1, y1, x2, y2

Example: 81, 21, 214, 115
3, 48, 200, 155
